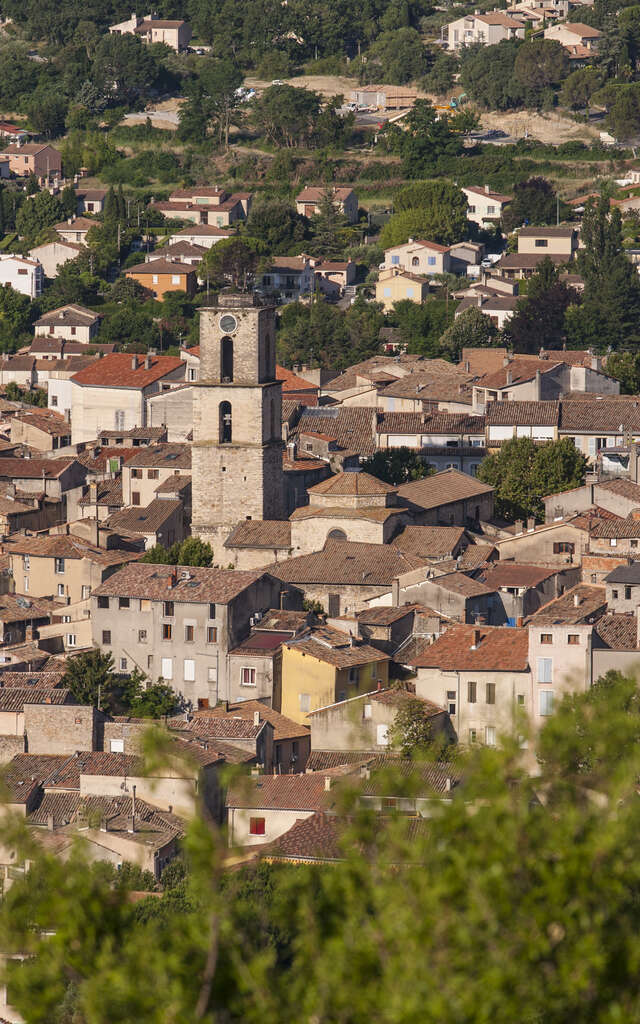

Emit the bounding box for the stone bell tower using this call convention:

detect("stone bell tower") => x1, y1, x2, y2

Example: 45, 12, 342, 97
191, 294, 285, 564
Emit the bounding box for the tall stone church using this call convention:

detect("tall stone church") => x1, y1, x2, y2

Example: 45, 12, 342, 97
192, 294, 285, 564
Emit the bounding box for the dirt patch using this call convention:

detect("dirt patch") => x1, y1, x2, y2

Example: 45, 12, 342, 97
245, 74, 360, 99
480, 109, 600, 145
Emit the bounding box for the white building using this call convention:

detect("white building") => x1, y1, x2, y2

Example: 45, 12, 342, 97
442, 10, 525, 49
0, 254, 43, 298
462, 186, 513, 227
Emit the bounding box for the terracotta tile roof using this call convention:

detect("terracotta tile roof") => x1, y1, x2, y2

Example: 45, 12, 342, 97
518, 225, 577, 237
71, 354, 184, 389
92, 562, 265, 604
126, 259, 197, 277
155, 473, 191, 495
393, 525, 466, 558
463, 186, 513, 203
3, 753, 69, 804
34, 304, 101, 328
269, 811, 342, 860
478, 563, 556, 588
595, 613, 638, 651
170, 187, 227, 200
407, 623, 529, 671
306, 750, 377, 771
428, 571, 497, 597
226, 773, 334, 811
13, 410, 71, 437
2, 143, 57, 156
0, 593, 57, 623
476, 358, 562, 390
54, 217, 95, 233
28, 791, 184, 836
152, 241, 207, 260
296, 187, 354, 202
267, 539, 430, 586
486, 401, 560, 426
598, 479, 640, 503
0, 670, 66, 688
0, 687, 69, 711
78, 478, 123, 507
290, 505, 401, 524
105, 498, 182, 535
170, 716, 262, 740
5, 533, 139, 567
560, 399, 640, 432
356, 604, 422, 626
276, 365, 319, 394
590, 517, 640, 538
308, 471, 395, 496
557, 21, 602, 36
224, 520, 292, 549
199, 700, 309, 741
42, 751, 143, 791
528, 583, 607, 624
291, 407, 376, 456
286, 630, 390, 669
396, 468, 493, 511
169, 735, 253, 766
475, 10, 523, 26
457, 544, 497, 569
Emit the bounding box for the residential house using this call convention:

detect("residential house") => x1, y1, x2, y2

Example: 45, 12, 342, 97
90, 563, 285, 705
0, 254, 43, 298
258, 256, 315, 302
376, 412, 486, 475
168, 225, 235, 249
395, 468, 495, 526
147, 241, 207, 267
392, 567, 499, 623
462, 186, 513, 227
441, 10, 525, 49
376, 267, 430, 311
54, 217, 95, 246
124, 259, 197, 300
278, 624, 390, 724
0, 143, 61, 179
0, 457, 87, 520
75, 188, 108, 215
383, 238, 452, 276
122, 443, 191, 507
225, 610, 309, 704
295, 187, 359, 224
168, 187, 252, 218
499, 226, 579, 277
604, 564, 640, 613
408, 623, 532, 746
486, 400, 560, 447
455, 292, 517, 329
224, 520, 295, 571
226, 774, 334, 847
69, 353, 186, 443
10, 410, 72, 453
168, 711, 274, 772
308, 688, 453, 754
496, 517, 590, 564
0, 354, 36, 388
477, 562, 579, 623
544, 21, 601, 50
557, 398, 639, 461
28, 239, 86, 279
104, 499, 185, 550
109, 12, 192, 50
34, 304, 102, 343
313, 259, 357, 298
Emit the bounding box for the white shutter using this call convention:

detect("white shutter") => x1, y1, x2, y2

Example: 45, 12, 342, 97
161, 657, 173, 680
376, 724, 389, 746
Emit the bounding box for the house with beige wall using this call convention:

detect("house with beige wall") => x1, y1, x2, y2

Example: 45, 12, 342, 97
29, 239, 86, 279
122, 443, 191, 507
34, 305, 102, 342
462, 186, 513, 227
442, 9, 525, 48
384, 238, 451, 276
109, 12, 192, 50
308, 688, 453, 753
0, 143, 61, 178
376, 267, 430, 311
125, 259, 197, 300
517, 225, 579, 257
295, 186, 359, 223
226, 773, 332, 847
543, 21, 601, 49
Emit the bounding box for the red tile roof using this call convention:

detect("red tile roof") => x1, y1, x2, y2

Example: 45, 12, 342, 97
407, 624, 530, 671
71, 353, 184, 389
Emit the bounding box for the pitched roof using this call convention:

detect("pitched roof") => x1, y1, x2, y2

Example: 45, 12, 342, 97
71, 354, 184, 389
92, 563, 265, 604
125, 443, 191, 469
105, 498, 182, 535
42, 751, 143, 791
267, 539, 430, 586
5, 534, 139, 567
296, 187, 354, 202
1, 143, 58, 155
376, 411, 484, 433
285, 629, 390, 669
396, 468, 493, 511
270, 811, 342, 860
560, 399, 640, 432
406, 624, 530, 671
486, 400, 560, 426
0, 687, 70, 711
308, 471, 395, 497
291, 407, 376, 456
597, 479, 640, 503
197, 700, 309, 741
463, 186, 513, 203
126, 259, 197, 276
78, 478, 124, 508
54, 217, 95, 233
393, 525, 466, 558
226, 773, 334, 811
276, 365, 318, 394
0, 670, 66, 688
224, 520, 292, 550
476, 358, 561, 390
556, 21, 602, 36
528, 583, 607, 624
34, 304, 101, 327
427, 571, 497, 597
595, 613, 638, 651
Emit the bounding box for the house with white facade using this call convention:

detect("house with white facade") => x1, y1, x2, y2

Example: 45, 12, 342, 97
0, 255, 43, 299
462, 186, 513, 227
442, 10, 525, 49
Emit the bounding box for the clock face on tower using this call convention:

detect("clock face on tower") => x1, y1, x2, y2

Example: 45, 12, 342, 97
219, 313, 237, 334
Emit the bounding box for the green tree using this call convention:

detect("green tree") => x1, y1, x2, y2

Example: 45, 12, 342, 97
380, 180, 468, 247
364, 27, 429, 84
606, 349, 640, 393
309, 190, 354, 258
438, 306, 497, 359
560, 67, 602, 111
501, 177, 566, 233
91, 33, 159, 108
203, 237, 259, 291
478, 436, 588, 520
381, 99, 464, 177
244, 199, 308, 252
178, 58, 243, 149
503, 257, 578, 353
15, 190, 64, 242
460, 38, 524, 111
62, 649, 117, 711
388, 696, 439, 757
140, 538, 214, 567
513, 38, 568, 107
251, 85, 322, 148
361, 447, 434, 485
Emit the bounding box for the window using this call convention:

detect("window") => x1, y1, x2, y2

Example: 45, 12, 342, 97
517, 694, 525, 706
171, 274, 181, 285
209, 603, 216, 619
486, 683, 496, 705
82, 585, 91, 600
487, 205, 495, 215
485, 726, 496, 746
57, 584, 65, 597
221, 336, 234, 382
447, 689, 456, 715
183, 659, 195, 681
115, 410, 125, 430
132, 492, 140, 506
391, 254, 400, 264
102, 630, 111, 645
54, 557, 65, 574
163, 601, 174, 617
611, 538, 617, 548
553, 542, 574, 554
152, 274, 159, 284
467, 680, 477, 703
161, 658, 173, 680
132, 469, 142, 479
538, 658, 552, 683
427, 256, 436, 266
370, 662, 377, 679
138, 629, 147, 642
51, 395, 58, 407
363, 703, 372, 720
539, 690, 554, 716
184, 624, 195, 642
120, 658, 127, 671
147, 655, 153, 670
98, 596, 109, 609
207, 626, 217, 644
469, 728, 477, 743
613, 589, 619, 600
208, 666, 217, 683
66, 634, 77, 647
147, 469, 159, 480
468, 204, 476, 213
377, 724, 389, 746
348, 667, 358, 684
23, 576, 28, 592
632, 540, 638, 549
241, 667, 256, 686
567, 634, 580, 645
119, 597, 130, 609
22, 555, 30, 570
299, 693, 310, 712
162, 623, 172, 640
219, 400, 232, 443
540, 633, 552, 645
110, 738, 124, 753
534, 238, 548, 247
249, 817, 266, 836
625, 586, 632, 600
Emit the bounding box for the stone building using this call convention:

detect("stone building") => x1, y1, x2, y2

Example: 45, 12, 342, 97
192, 295, 285, 564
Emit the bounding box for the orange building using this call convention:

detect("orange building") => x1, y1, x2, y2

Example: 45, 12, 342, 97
1, 143, 62, 179
125, 259, 197, 300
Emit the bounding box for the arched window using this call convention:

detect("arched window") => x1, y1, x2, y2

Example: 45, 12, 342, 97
327, 528, 347, 541
221, 336, 233, 382
411, 256, 419, 267
219, 401, 232, 443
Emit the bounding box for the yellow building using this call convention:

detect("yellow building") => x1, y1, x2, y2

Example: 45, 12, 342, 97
278, 626, 390, 725
375, 267, 430, 312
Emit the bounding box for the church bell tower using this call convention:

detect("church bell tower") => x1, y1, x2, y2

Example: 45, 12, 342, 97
191, 294, 285, 564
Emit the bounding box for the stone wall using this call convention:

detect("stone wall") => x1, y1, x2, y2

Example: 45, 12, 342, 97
24, 704, 100, 755
0, 734, 25, 763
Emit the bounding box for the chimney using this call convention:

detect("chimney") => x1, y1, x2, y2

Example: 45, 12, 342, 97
131, 355, 138, 370
253, 710, 260, 726
445, 777, 451, 792
573, 593, 581, 608
503, 356, 510, 368
527, 517, 535, 532
591, 356, 599, 371
471, 628, 481, 649
516, 616, 524, 628
47, 813, 54, 831
506, 369, 512, 386
144, 353, 151, 370
324, 777, 331, 791
484, 184, 490, 194
476, 293, 483, 307
535, 369, 541, 400
129, 784, 136, 833
89, 481, 98, 503
515, 519, 523, 534
167, 569, 177, 589
464, 360, 470, 373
